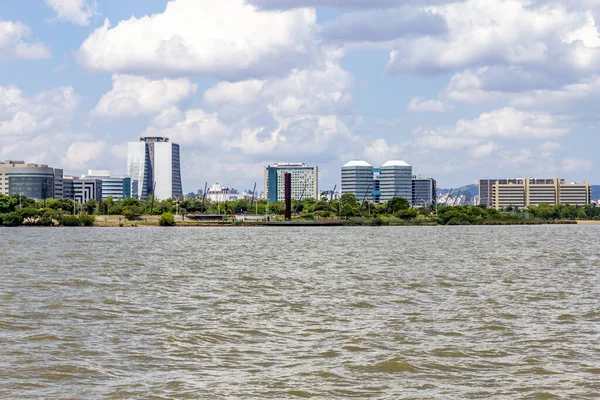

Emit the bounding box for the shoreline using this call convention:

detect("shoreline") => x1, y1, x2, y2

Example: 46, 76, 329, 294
2, 220, 589, 228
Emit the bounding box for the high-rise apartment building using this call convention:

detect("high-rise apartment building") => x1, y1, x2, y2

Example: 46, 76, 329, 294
127, 137, 183, 200
380, 160, 412, 203
0, 160, 63, 199
412, 175, 437, 207
80, 170, 132, 200
341, 161, 374, 202
479, 178, 591, 209
264, 163, 318, 202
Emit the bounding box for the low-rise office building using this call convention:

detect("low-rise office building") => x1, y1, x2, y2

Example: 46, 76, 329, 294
80, 170, 132, 200
63, 176, 103, 204
479, 178, 591, 209
0, 160, 64, 199
412, 175, 437, 207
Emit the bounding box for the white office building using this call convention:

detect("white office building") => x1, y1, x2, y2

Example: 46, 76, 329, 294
341, 160, 374, 202
264, 163, 318, 202
379, 160, 413, 203
127, 137, 183, 200
80, 170, 132, 200
206, 183, 243, 203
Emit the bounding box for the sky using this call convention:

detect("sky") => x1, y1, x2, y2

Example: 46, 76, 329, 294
1, 0, 599, 193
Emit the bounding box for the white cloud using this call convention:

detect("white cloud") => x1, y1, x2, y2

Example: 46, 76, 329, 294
143, 109, 230, 146
61, 140, 106, 168
363, 139, 404, 165
469, 142, 497, 159
0, 85, 79, 136
414, 133, 478, 150
78, 0, 319, 79
407, 97, 448, 112
538, 141, 562, 158
0, 21, 51, 60
499, 148, 533, 165
44, 0, 97, 26
454, 107, 568, 139
562, 157, 593, 172
321, 7, 447, 43
386, 0, 600, 76
91, 74, 197, 119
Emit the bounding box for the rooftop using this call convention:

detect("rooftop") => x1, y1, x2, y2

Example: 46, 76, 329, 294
343, 160, 372, 168
382, 160, 411, 167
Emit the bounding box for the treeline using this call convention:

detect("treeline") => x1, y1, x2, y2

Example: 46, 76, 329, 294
1, 193, 599, 226
0, 195, 96, 226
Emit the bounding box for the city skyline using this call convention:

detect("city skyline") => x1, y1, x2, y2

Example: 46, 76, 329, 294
1, 0, 599, 192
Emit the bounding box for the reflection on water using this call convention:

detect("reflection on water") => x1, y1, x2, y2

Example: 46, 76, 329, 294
1, 226, 599, 398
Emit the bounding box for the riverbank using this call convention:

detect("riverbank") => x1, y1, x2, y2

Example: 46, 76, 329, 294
89, 216, 580, 227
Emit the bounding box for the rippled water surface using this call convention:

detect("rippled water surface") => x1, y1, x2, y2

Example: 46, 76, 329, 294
1, 226, 599, 399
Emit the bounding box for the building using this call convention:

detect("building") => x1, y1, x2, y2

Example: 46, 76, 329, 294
412, 175, 437, 207
127, 137, 183, 200
479, 178, 592, 209
63, 176, 103, 204
264, 163, 318, 202
341, 161, 374, 202
80, 170, 131, 200
206, 183, 243, 203
380, 160, 413, 203
0, 160, 64, 199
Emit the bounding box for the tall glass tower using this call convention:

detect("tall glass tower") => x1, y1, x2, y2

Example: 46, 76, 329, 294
127, 137, 183, 200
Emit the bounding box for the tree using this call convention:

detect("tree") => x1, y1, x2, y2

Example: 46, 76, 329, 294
341, 203, 355, 218
396, 208, 418, 220
2, 212, 24, 226
83, 199, 97, 215
20, 207, 40, 224
159, 212, 176, 226
340, 193, 359, 206
0, 195, 18, 213
388, 197, 410, 213
47, 198, 75, 214
122, 206, 141, 221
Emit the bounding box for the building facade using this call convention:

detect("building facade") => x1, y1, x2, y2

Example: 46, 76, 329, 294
412, 175, 437, 207
264, 163, 318, 202
80, 170, 132, 200
341, 160, 374, 202
63, 176, 103, 204
479, 178, 592, 209
0, 160, 64, 199
127, 137, 183, 200
379, 160, 413, 203
206, 183, 243, 203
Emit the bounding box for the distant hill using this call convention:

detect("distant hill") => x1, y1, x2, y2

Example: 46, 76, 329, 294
438, 184, 600, 200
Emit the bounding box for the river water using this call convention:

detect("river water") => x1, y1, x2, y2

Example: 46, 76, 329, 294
0, 226, 599, 399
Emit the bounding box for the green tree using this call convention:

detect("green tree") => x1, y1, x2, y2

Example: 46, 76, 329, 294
47, 198, 75, 214
83, 199, 97, 215
340, 193, 359, 206
1, 212, 24, 226
20, 207, 40, 224
341, 203, 355, 218
159, 212, 176, 226
396, 208, 418, 220
79, 215, 96, 226
0, 195, 18, 213
122, 206, 141, 221
388, 197, 410, 213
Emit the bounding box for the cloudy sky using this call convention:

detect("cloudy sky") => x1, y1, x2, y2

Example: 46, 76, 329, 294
1, 0, 599, 192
